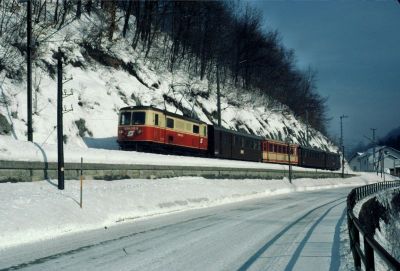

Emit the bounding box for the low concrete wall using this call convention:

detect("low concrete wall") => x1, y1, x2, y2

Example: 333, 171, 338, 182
0, 160, 349, 183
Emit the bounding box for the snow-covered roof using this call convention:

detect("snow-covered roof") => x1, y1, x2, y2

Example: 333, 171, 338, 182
354, 146, 400, 161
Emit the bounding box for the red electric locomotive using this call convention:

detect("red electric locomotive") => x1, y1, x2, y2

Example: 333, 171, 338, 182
117, 106, 208, 155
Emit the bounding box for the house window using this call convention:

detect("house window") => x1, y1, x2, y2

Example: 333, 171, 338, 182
167, 118, 174, 128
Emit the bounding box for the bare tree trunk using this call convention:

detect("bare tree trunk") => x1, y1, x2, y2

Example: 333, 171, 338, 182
132, 0, 141, 49
35, 0, 47, 23
54, 0, 59, 23
122, 0, 133, 38
85, 0, 93, 16
59, 0, 69, 28
44, 0, 47, 22
107, 0, 116, 41
76, 0, 82, 19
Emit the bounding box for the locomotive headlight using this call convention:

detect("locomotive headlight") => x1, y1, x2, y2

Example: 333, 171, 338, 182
137, 128, 142, 135
127, 131, 134, 137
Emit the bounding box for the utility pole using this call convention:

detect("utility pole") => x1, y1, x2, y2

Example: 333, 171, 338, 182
381, 150, 384, 180
27, 0, 33, 142
56, 48, 73, 190
287, 140, 292, 183
216, 64, 221, 127
57, 47, 64, 190
340, 115, 348, 178
371, 128, 377, 175
306, 110, 309, 145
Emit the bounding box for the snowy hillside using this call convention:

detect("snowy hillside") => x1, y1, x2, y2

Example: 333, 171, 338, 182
0, 7, 337, 152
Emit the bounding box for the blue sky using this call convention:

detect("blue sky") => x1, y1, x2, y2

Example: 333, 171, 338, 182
248, 0, 400, 149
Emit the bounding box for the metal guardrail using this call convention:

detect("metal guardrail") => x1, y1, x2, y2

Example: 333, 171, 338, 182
347, 180, 400, 270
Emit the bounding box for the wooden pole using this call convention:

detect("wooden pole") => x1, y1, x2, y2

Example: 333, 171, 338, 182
27, 0, 33, 142
57, 47, 64, 190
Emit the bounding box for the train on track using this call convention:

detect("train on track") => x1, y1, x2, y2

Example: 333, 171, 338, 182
117, 106, 341, 171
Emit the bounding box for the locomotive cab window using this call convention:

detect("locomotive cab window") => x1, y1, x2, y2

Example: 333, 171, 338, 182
120, 112, 131, 125
193, 125, 199, 134
167, 118, 174, 128
132, 112, 146, 125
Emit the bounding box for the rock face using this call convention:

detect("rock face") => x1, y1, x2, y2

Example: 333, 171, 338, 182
358, 197, 389, 236
0, 113, 11, 135
358, 189, 400, 260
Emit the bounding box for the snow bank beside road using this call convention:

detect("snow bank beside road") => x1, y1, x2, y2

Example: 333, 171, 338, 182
0, 173, 380, 250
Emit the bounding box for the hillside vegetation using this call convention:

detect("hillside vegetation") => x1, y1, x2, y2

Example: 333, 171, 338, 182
0, 1, 336, 151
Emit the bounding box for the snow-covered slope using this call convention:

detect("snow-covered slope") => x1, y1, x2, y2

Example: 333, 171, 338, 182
0, 8, 337, 152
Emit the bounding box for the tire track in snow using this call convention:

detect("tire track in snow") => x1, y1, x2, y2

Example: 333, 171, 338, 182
237, 197, 345, 271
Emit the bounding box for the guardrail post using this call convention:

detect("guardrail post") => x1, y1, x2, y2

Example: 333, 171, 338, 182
364, 236, 375, 271
348, 215, 361, 270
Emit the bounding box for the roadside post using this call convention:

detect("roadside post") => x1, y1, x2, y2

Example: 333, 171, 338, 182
80, 157, 83, 208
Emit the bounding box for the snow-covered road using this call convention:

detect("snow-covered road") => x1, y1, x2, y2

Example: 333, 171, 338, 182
0, 187, 351, 271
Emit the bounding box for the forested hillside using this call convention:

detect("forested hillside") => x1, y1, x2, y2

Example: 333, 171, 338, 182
0, 0, 336, 151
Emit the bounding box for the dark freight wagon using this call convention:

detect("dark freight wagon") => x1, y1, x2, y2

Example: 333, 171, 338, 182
298, 146, 327, 169
325, 151, 341, 171
207, 125, 262, 162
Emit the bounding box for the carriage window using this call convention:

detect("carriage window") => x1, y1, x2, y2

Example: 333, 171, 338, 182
120, 112, 131, 125
193, 125, 199, 134
203, 126, 207, 137
132, 112, 145, 125
167, 118, 174, 128
154, 114, 159, 126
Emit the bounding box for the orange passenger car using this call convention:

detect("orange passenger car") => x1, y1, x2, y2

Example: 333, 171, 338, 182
117, 106, 208, 154
262, 139, 299, 165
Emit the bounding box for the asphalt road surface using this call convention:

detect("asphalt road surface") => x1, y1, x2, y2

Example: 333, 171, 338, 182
0, 187, 350, 271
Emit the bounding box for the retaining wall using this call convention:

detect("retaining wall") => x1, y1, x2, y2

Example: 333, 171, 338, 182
0, 160, 350, 183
